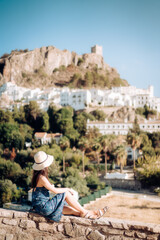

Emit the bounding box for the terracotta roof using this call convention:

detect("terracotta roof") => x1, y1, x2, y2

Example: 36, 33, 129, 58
46, 133, 62, 138
35, 132, 46, 138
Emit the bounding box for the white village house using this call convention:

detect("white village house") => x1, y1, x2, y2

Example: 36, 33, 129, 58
0, 82, 160, 112
60, 88, 91, 110
87, 119, 160, 135
34, 132, 62, 145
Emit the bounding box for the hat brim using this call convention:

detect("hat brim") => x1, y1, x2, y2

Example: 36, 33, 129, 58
32, 154, 54, 171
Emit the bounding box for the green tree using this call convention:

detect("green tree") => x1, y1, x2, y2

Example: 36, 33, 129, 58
12, 106, 20, 121
19, 124, 33, 143
74, 114, 87, 136
0, 158, 23, 182
24, 101, 42, 130
136, 155, 160, 188
135, 105, 157, 119
135, 107, 145, 117
58, 118, 73, 134
130, 116, 141, 135
144, 104, 157, 119
0, 179, 23, 206
113, 145, 127, 173
148, 132, 160, 148
127, 133, 142, 169
0, 123, 23, 149
86, 127, 102, 143
0, 109, 13, 123
86, 173, 105, 190
41, 111, 49, 132
78, 137, 89, 176
10, 130, 24, 149
54, 107, 73, 133
14, 149, 33, 169
59, 136, 70, 173
100, 135, 116, 175
92, 140, 102, 171
62, 168, 89, 197
142, 146, 155, 157
18, 106, 26, 123
65, 128, 80, 146
90, 109, 106, 121
74, 111, 95, 136
47, 104, 58, 132
140, 133, 152, 149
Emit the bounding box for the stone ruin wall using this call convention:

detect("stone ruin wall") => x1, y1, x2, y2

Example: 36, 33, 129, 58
0, 208, 160, 240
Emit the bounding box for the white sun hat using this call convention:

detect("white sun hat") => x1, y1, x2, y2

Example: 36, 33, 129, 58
32, 151, 54, 171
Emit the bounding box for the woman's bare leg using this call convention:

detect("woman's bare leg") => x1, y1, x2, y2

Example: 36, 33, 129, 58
64, 191, 96, 218
62, 206, 80, 216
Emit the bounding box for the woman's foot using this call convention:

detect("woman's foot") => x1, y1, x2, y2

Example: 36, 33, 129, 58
96, 206, 109, 219
80, 210, 97, 219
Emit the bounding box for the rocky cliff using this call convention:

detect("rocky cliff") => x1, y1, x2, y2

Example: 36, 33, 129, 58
0, 46, 128, 89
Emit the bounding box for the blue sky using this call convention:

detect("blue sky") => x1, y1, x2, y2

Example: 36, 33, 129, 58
0, 0, 160, 96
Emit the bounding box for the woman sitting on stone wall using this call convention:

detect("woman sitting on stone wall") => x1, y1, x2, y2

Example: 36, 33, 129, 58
31, 151, 108, 222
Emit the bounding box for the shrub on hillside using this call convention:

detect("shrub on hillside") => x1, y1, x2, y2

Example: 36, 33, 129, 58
136, 156, 160, 188
0, 179, 25, 206
86, 173, 105, 191
62, 168, 89, 197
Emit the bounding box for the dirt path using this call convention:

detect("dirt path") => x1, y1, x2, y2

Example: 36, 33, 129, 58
85, 193, 160, 224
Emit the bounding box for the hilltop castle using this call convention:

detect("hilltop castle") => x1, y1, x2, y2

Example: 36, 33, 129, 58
91, 45, 103, 56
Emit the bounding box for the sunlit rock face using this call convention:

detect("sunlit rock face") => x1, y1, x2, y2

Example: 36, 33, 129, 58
0, 45, 116, 84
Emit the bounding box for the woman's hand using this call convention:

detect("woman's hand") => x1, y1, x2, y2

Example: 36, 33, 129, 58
68, 188, 75, 195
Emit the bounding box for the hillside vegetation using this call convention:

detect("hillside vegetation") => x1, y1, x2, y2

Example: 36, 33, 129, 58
19, 65, 128, 89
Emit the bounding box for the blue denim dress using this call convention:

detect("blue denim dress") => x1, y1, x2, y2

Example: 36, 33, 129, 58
32, 187, 66, 222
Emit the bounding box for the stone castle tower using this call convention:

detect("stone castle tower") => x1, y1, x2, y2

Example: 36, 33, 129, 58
91, 45, 103, 56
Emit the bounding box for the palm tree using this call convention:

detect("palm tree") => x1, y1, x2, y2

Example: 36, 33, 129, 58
59, 136, 70, 173
92, 140, 102, 173
114, 145, 127, 173
127, 133, 142, 169
100, 135, 116, 175
78, 137, 89, 177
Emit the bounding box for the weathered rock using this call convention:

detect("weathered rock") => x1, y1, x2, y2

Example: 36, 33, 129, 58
38, 222, 56, 233
70, 216, 92, 226
2, 218, 18, 226
5, 234, 13, 240
57, 223, 64, 232
101, 227, 124, 235
17, 233, 34, 240
13, 211, 28, 218
124, 230, 135, 237
19, 219, 36, 229
135, 231, 146, 238
146, 235, 159, 240
0, 209, 13, 218
64, 222, 86, 238
87, 230, 105, 240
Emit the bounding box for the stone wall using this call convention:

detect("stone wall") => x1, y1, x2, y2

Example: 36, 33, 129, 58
0, 208, 160, 240
103, 179, 142, 191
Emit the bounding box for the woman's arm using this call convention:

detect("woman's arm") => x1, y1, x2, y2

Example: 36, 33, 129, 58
39, 175, 74, 195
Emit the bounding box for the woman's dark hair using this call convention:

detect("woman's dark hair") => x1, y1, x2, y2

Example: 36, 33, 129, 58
31, 167, 49, 188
